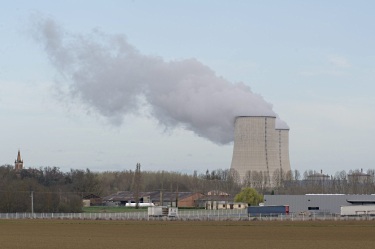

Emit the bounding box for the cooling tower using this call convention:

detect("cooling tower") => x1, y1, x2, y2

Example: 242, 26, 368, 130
276, 128, 291, 174
230, 116, 291, 186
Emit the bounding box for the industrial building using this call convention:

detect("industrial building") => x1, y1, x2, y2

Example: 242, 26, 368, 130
264, 194, 375, 215
103, 191, 204, 208
230, 116, 291, 185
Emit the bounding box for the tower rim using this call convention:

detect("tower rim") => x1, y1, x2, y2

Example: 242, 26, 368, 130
235, 115, 276, 118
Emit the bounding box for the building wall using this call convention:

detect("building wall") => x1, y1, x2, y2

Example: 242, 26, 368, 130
205, 201, 248, 210
348, 173, 372, 184
82, 200, 90, 207
264, 195, 375, 214
178, 193, 204, 208
15, 162, 23, 171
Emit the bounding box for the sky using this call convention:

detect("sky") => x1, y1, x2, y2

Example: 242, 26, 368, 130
1, 1, 374, 175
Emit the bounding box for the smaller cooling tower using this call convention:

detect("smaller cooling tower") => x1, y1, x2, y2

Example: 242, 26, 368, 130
276, 128, 291, 174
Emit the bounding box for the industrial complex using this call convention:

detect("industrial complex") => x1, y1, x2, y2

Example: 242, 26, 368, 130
7, 118, 375, 219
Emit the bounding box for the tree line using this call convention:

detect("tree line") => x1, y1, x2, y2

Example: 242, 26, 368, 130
0, 165, 241, 213
1, 164, 374, 213
248, 168, 375, 195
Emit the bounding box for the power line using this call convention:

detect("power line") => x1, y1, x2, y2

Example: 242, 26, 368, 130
0, 190, 98, 195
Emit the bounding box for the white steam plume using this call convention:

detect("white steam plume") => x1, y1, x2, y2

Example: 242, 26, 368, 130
31, 17, 288, 144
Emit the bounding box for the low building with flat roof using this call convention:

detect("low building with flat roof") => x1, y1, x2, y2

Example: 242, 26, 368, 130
264, 194, 375, 215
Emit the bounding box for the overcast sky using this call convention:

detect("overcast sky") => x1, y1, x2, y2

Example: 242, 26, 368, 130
1, 1, 374, 175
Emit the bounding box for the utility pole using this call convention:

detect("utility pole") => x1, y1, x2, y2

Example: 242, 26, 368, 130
175, 183, 179, 208
170, 182, 173, 207
160, 189, 163, 206
159, 171, 164, 206
30, 190, 34, 216
133, 163, 141, 209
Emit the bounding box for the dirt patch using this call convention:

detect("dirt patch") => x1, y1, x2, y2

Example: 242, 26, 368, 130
1, 220, 374, 249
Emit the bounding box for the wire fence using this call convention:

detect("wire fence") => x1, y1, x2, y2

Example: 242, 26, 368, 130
1, 209, 375, 221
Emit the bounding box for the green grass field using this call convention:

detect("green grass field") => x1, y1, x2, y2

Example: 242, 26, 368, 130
1, 220, 375, 249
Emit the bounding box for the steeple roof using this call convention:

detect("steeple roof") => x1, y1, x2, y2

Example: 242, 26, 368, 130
17, 149, 22, 162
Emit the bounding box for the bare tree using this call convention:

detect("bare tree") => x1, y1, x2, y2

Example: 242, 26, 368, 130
243, 170, 252, 188
294, 169, 301, 181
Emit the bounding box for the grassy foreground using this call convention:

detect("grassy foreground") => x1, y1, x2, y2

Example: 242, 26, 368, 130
1, 220, 375, 249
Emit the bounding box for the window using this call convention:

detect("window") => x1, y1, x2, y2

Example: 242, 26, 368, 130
308, 207, 319, 210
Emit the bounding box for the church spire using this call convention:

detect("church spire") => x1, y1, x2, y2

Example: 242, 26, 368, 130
17, 150, 22, 162
15, 149, 23, 171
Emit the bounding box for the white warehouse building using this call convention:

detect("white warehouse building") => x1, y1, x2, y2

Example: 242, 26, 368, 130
264, 194, 375, 215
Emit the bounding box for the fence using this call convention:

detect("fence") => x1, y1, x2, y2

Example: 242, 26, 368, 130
1, 209, 375, 221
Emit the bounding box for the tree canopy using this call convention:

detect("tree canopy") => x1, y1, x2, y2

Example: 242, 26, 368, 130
234, 187, 263, 205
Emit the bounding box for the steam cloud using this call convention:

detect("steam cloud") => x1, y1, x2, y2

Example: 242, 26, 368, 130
31, 17, 288, 144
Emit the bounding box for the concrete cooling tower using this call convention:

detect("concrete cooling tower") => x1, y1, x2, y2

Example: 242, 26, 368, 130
230, 116, 291, 186
276, 128, 291, 175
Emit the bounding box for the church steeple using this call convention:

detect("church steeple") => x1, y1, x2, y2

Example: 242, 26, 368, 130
15, 149, 23, 171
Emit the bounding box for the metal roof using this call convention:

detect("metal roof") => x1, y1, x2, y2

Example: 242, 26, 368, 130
346, 200, 375, 204
103, 191, 199, 202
